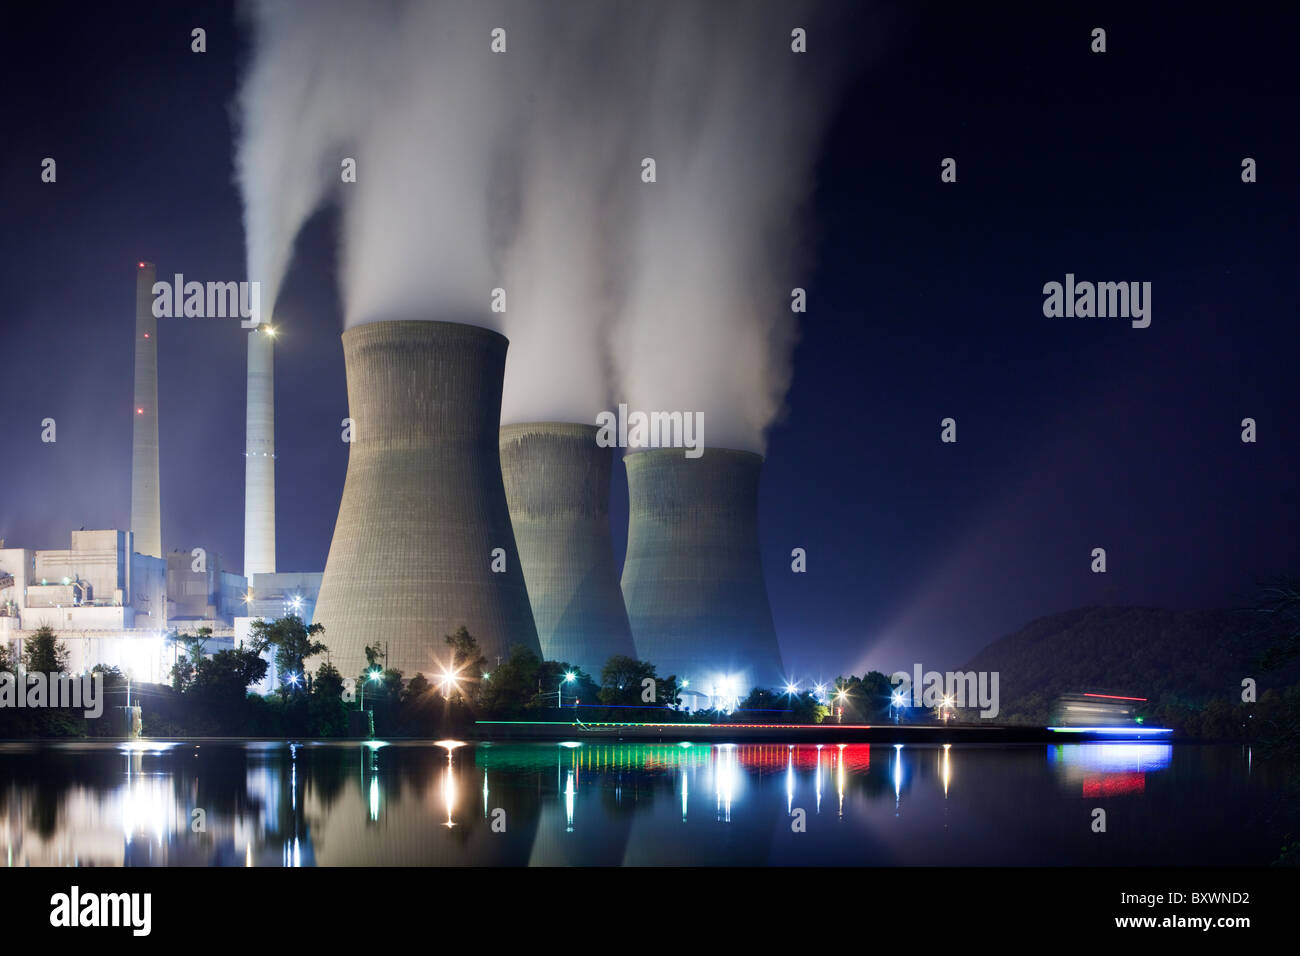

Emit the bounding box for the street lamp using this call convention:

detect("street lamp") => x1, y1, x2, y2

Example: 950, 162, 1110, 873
359, 667, 382, 711
559, 671, 575, 708
835, 687, 848, 723
439, 665, 462, 697
891, 690, 906, 723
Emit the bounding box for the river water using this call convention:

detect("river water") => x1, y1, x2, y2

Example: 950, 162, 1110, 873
0, 739, 1289, 866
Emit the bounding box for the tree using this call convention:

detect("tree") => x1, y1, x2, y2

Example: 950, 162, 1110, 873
0, 640, 12, 673
858, 671, 895, 721
738, 687, 780, 718
1255, 577, 1300, 669
168, 627, 212, 692
599, 656, 677, 709
538, 660, 599, 708
445, 626, 487, 676
788, 690, 828, 724
478, 645, 542, 716
190, 647, 269, 707
22, 625, 68, 674
249, 616, 327, 695
309, 661, 349, 737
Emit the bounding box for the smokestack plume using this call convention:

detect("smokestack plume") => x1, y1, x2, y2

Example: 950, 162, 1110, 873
499, 423, 636, 674
244, 326, 276, 576
313, 320, 541, 679
621, 448, 784, 695
130, 261, 161, 558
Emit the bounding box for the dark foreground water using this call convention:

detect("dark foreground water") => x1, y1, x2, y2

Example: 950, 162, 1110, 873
0, 739, 1291, 866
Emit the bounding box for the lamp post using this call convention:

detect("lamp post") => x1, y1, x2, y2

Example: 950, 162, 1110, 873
359, 667, 381, 711
559, 671, 575, 708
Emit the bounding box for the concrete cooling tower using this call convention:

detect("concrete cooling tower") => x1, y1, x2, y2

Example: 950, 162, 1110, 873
499, 423, 637, 675
621, 448, 785, 701
313, 320, 541, 681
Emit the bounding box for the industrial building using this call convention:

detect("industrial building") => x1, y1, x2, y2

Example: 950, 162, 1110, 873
621, 447, 786, 707
0, 530, 230, 682
0, 264, 316, 693
313, 320, 541, 681
500, 422, 637, 676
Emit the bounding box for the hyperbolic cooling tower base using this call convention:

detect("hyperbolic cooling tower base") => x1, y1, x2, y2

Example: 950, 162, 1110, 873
500, 422, 636, 676
313, 320, 540, 681
620, 447, 785, 703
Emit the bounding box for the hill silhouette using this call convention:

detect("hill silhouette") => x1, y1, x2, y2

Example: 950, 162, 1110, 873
961, 605, 1298, 722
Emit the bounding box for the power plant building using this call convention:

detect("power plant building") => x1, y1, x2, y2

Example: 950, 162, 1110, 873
500, 422, 636, 676
313, 320, 541, 680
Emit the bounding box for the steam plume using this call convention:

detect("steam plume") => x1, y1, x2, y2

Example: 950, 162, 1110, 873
234, 0, 851, 449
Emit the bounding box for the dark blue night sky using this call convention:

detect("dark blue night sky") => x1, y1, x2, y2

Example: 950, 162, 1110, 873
3, 2, 1297, 681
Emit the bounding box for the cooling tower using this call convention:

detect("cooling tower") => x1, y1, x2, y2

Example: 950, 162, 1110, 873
130, 261, 161, 558
621, 447, 784, 699
244, 324, 276, 576
313, 320, 541, 681
499, 423, 636, 675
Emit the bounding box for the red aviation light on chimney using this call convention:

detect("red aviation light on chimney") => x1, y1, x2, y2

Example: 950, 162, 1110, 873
136, 408, 143, 415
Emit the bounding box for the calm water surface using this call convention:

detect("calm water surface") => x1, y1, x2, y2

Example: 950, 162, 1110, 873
0, 740, 1289, 866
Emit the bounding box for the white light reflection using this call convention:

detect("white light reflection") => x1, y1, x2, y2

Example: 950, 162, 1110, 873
893, 744, 903, 808
837, 744, 846, 817
715, 745, 738, 822
565, 770, 576, 832
785, 746, 795, 816
942, 743, 951, 797
814, 744, 823, 814
436, 742, 463, 828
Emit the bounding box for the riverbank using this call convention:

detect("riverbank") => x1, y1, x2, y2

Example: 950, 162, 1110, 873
469, 720, 1177, 744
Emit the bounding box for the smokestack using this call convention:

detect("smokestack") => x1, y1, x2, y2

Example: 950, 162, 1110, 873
130, 261, 161, 558
314, 320, 541, 680
244, 325, 276, 576
621, 448, 784, 697
499, 423, 637, 675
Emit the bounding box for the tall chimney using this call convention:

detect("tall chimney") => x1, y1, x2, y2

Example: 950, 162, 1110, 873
621, 447, 785, 698
130, 261, 161, 558
244, 325, 276, 576
313, 320, 541, 680
499, 422, 637, 676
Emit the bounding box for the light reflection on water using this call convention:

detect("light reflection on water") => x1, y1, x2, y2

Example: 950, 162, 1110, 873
0, 740, 1282, 866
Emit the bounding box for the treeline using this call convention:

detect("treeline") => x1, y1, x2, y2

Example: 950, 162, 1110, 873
963, 584, 1300, 755
0, 627, 132, 738
1, 618, 840, 739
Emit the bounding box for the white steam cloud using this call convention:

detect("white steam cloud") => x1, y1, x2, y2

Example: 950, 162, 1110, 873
235, 0, 851, 451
